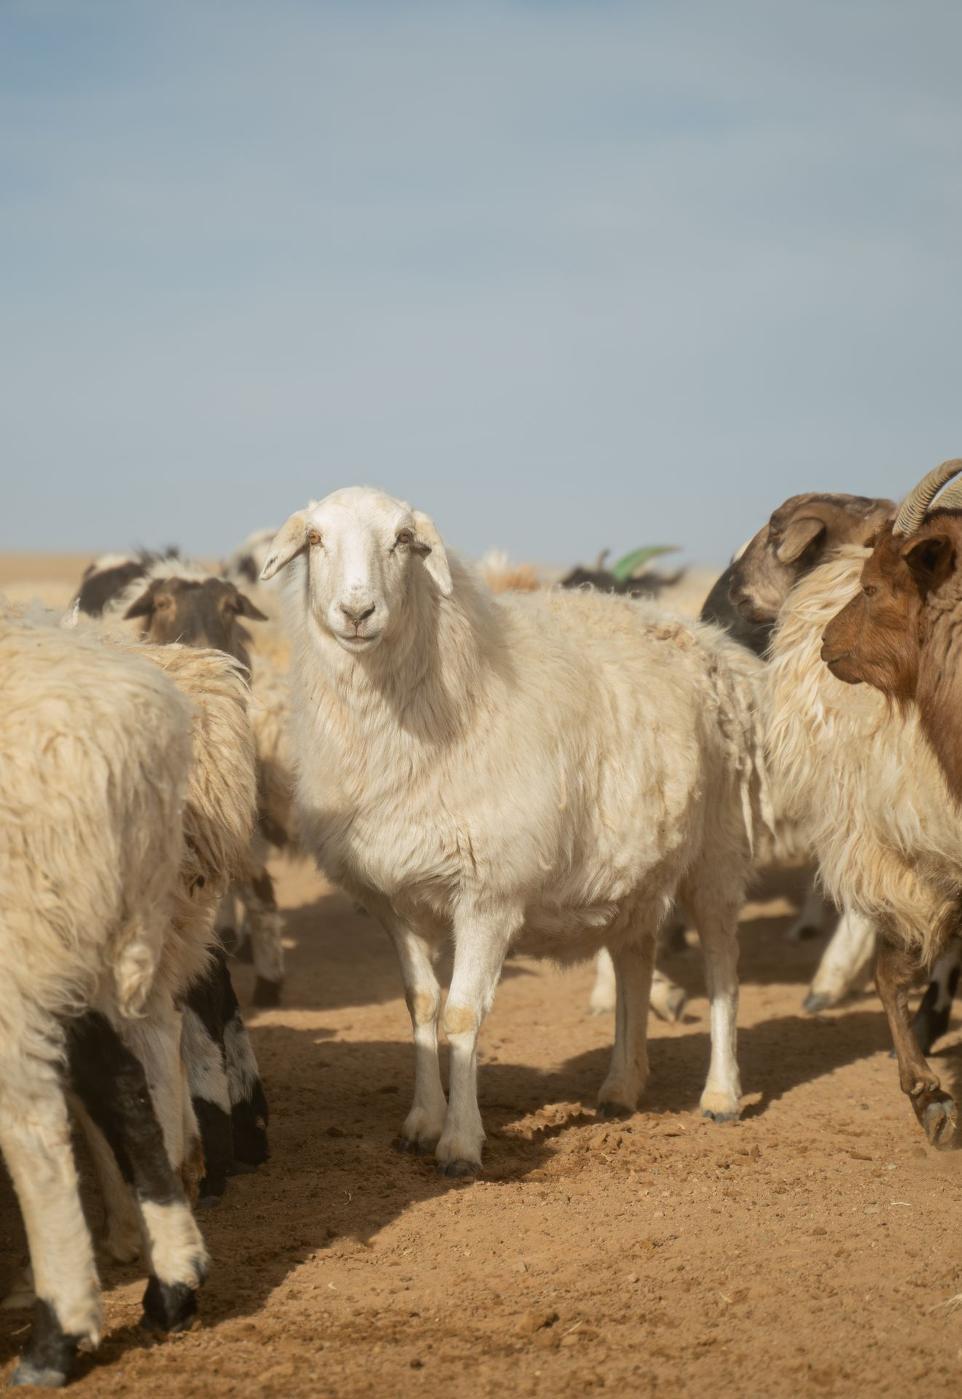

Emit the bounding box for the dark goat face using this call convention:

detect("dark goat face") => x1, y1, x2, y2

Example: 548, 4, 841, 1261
124, 577, 267, 663
728, 494, 894, 626
820, 522, 955, 698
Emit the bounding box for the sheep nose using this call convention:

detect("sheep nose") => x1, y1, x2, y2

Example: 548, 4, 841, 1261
339, 601, 376, 624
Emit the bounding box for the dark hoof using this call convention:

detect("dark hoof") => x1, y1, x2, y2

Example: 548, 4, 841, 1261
436, 1159, 481, 1179
702, 1109, 740, 1124
252, 977, 282, 1008
140, 1278, 199, 1334
394, 1136, 435, 1157
803, 991, 831, 1014
231, 1103, 269, 1167
9, 1362, 69, 1388
597, 1101, 633, 1120
197, 1191, 224, 1210
918, 1096, 959, 1151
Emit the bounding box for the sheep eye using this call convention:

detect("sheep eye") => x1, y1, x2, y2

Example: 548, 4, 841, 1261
862, 584, 878, 599
395, 529, 414, 548
308, 529, 323, 548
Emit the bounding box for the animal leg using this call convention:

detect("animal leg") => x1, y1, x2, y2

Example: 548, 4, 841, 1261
875, 939, 959, 1149
0, 1054, 101, 1389
67, 1013, 209, 1334
435, 911, 517, 1176
804, 904, 876, 1012
387, 923, 447, 1154
240, 866, 284, 1008
682, 878, 742, 1122
597, 937, 656, 1116
912, 943, 961, 1056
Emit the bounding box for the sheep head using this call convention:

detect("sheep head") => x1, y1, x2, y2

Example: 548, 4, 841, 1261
124, 576, 266, 667
261, 487, 452, 655
728, 493, 894, 626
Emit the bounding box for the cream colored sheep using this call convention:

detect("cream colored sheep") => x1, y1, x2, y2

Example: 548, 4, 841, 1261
0, 609, 208, 1386
263, 487, 767, 1175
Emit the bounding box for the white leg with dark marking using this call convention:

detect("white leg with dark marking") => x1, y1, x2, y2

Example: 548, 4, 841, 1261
0, 1058, 101, 1388
435, 910, 518, 1175
389, 925, 447, 1152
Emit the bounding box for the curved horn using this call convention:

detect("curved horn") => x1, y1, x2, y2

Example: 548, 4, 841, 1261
929, 478, 962, 513
893, 459, 962, 535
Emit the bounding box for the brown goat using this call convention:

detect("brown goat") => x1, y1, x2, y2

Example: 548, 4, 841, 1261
728, 492, 895, 627
820, 460, 962, 1145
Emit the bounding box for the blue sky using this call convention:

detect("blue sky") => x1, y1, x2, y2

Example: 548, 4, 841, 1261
2, 1, 961, 566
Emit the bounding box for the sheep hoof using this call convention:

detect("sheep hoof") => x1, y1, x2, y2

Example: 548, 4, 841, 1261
140, 1278, 199, 1334
917, 1095, 959, 1151
393, 1136, 435, 1157
252, 977, 282, 1008
596, 1100, 633, 1120
702, 1108, 740, 1124
802, 991, 832, 1014
9, 1361, 69, 1389
436, 1158, 481, 1179
663, 988, 687, 1023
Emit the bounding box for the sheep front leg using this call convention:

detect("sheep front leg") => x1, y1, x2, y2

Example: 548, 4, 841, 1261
598, 939, 656, 1116
388, 925, 447, 1155
436, 913, 515, 1177
875, 938, 959, 1150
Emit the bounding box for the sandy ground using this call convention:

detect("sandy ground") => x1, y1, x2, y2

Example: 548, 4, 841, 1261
2, 862, 962, 1398
3, 554, 962, 1396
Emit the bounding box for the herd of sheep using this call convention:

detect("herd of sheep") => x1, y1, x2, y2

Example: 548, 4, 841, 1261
2, 458, 962, 1386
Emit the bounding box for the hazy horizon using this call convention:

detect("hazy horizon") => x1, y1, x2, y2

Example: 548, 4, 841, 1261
3, 1, 961, 568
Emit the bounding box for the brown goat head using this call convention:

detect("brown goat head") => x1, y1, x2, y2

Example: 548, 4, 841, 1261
124, 576, 267, 669
728, 493, 894, 626
821, 513, 962, 796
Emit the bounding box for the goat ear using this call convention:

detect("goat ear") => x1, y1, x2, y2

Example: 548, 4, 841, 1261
411, 511, 453, 597
260, 512, 310, 581
776, 515, 826, 564
123, 585, 157, 620
902, 533, 954, 594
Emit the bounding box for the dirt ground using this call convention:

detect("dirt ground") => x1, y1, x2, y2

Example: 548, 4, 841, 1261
1, 862, 961, 1398
2, 557, 962, 1396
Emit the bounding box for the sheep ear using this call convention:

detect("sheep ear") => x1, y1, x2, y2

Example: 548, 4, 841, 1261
901, 533, 954, 594
261, 512, 310, 580
412, 511, 453, 597
123, 584, 157, 620
231, 587, 269, 621
776, 515, 826, 564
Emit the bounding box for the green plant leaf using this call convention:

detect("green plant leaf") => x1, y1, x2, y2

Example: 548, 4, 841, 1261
611, 545, 680, 581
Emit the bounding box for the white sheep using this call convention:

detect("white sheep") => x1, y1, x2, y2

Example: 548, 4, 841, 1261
0, 610, 209, 1385
262, 487, 767, 1175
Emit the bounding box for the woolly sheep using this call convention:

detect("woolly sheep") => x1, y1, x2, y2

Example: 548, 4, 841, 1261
0, 610, 209, 1385
262, 487, 767, 1174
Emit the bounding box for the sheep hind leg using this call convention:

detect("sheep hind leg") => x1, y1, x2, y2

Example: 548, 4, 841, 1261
875, 939, 959, 1150
66, 1013, 209, 1335
682, 878, 742, 1123
597, 937, 656, 1117
0, 1056, 101, 1389
387, 924, 447, 1155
